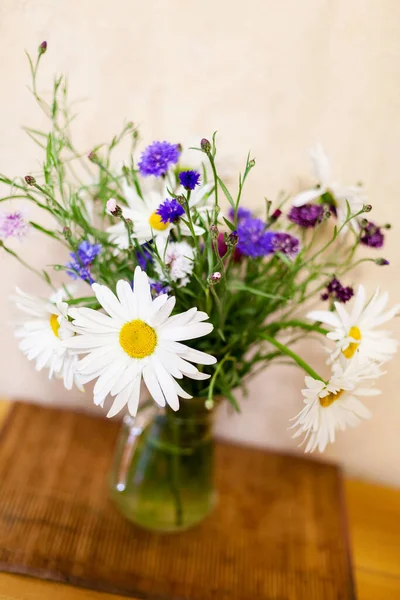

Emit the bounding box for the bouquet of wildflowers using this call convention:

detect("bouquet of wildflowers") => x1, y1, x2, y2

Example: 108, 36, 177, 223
1, 43, 398, 455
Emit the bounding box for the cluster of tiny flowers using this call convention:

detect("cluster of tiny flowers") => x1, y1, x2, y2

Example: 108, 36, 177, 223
269, 232, 300, 258
228, 206, 253, 222
138, 141, 180, 177
360, 221, 384, 248
156, 198, 185, 224
236, 217, 273, 258
178, 170, 201, 190
321, 277, 354, 303
136, 243, 153, 270
287, 203, 324, 228
0, 211, 30, 240
66, 241, 102, 284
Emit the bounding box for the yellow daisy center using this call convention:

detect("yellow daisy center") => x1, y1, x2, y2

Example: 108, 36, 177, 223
49, 314, 60, 338
342, 326, 362, 359
148, 212, 169, 231
119, 319, 157, 359
319, 389, 344, 408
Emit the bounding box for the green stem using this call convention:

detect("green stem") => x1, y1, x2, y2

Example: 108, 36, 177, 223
2, 245, 53, 287
272, 320, 329, 336
168, 416, 183, 527
260, 334, 325, 382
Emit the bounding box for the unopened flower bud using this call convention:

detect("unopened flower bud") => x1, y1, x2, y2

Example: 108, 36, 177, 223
200, 138, 211, 153
324, 210, 332, 220
363, 204, 372, 213
106, 198, 122, 217
125, 218, 133, 228
384, 223, 392, 230
175, 195, 186, 207
271, 209, 282, 221
209, 271, 222, 284
360, 218, 369, 228
25, 175, 36, 186
63, 226, 72, 240
248, 158, 256, 168
38, 41, 47, 55
205, 399, 214, 410
375, 258, 389, 266
228, 230, 239, 245
210, 224, 219, 239
88, 151, 99, 163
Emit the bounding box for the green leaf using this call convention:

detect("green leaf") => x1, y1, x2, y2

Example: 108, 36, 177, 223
29, 221, 60, 239
222, 216, 236, 231
229, 283, 287, 300
217, 177, 235, 208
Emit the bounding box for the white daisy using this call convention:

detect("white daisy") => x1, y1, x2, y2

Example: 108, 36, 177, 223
63, 266, 216, 418
154, 240, 195, 287
308, 285, 399, 364
292, 143, 367, 229
14, 288, 83, 391
107, 180, 213, 251
291, 357, 383, 453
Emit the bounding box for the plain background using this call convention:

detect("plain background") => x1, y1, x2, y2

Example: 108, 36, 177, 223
0, 0, 399, 485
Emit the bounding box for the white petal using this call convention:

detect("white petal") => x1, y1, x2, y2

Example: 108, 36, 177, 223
142, 363, 166, 407
92, 283, 129, 322
291, 188, 324, 207
160, 322, 213, 341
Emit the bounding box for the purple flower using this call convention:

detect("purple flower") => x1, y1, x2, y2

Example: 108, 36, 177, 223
237, 217, 273, 258
288, 203, 324, 228
270, 232, 300, 258
138, 141, 180, 177
150, 281, 171, 297
360, 221, 384, 248
76, 241, 102, 265
0, 211, 30, 240
228, 206, 253, 222
179, 170, 201, 190
136, 243, 153, 270
322, 277, 354, 303
156, 199, 184, 224
66, 240, 102, 284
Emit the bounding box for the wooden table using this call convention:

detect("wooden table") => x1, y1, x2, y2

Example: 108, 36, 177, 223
0, 401, 399, 600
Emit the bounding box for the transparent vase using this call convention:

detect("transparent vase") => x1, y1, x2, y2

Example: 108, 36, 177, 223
109, 399, 216, 532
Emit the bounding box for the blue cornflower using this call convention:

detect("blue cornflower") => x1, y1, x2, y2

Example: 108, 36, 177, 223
179, 170, 201, 190
136, 242, 154, 270
156, 198, 185, 224
237, 217, 273, 258
66, 240, 102, 284
228, 206, 253, 222
138, 141, 180, 177
150, 281, 171, 297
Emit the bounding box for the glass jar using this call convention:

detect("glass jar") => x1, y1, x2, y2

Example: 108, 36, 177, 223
109, 399, 216, 532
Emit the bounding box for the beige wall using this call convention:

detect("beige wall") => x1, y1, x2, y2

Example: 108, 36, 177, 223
1, 0, 400, 485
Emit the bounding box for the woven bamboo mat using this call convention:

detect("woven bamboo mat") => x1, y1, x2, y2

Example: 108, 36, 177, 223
0, 402, 355, 599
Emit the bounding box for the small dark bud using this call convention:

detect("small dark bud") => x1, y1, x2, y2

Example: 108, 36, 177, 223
375, 258, 389, 266
360, 218, 369, 228
125, 218, 133, 228
363, 204, 372, 213
384, 223, 392, 230
210, 224, 219, 240
200, 138, 211, 153
248, 158, 256, 168
63, 226, 72, 239
209, 271, 222, 284
177, 143, 183, 153
25, 175, 36, 186
88, 151, 99, 163
38, 41, 47, 54
321, 292, 330, 301
228, 230, 239, 246
175, 195, 186, 207
324, 210, 332, 220
271, 209, 282, 221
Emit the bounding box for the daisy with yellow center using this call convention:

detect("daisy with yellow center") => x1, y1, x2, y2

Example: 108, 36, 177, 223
107, 179, 213, 251
291, 357, 384, 453
63, 266, 217, 418
14, 288, 83, 391
308, 285, 399, 364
